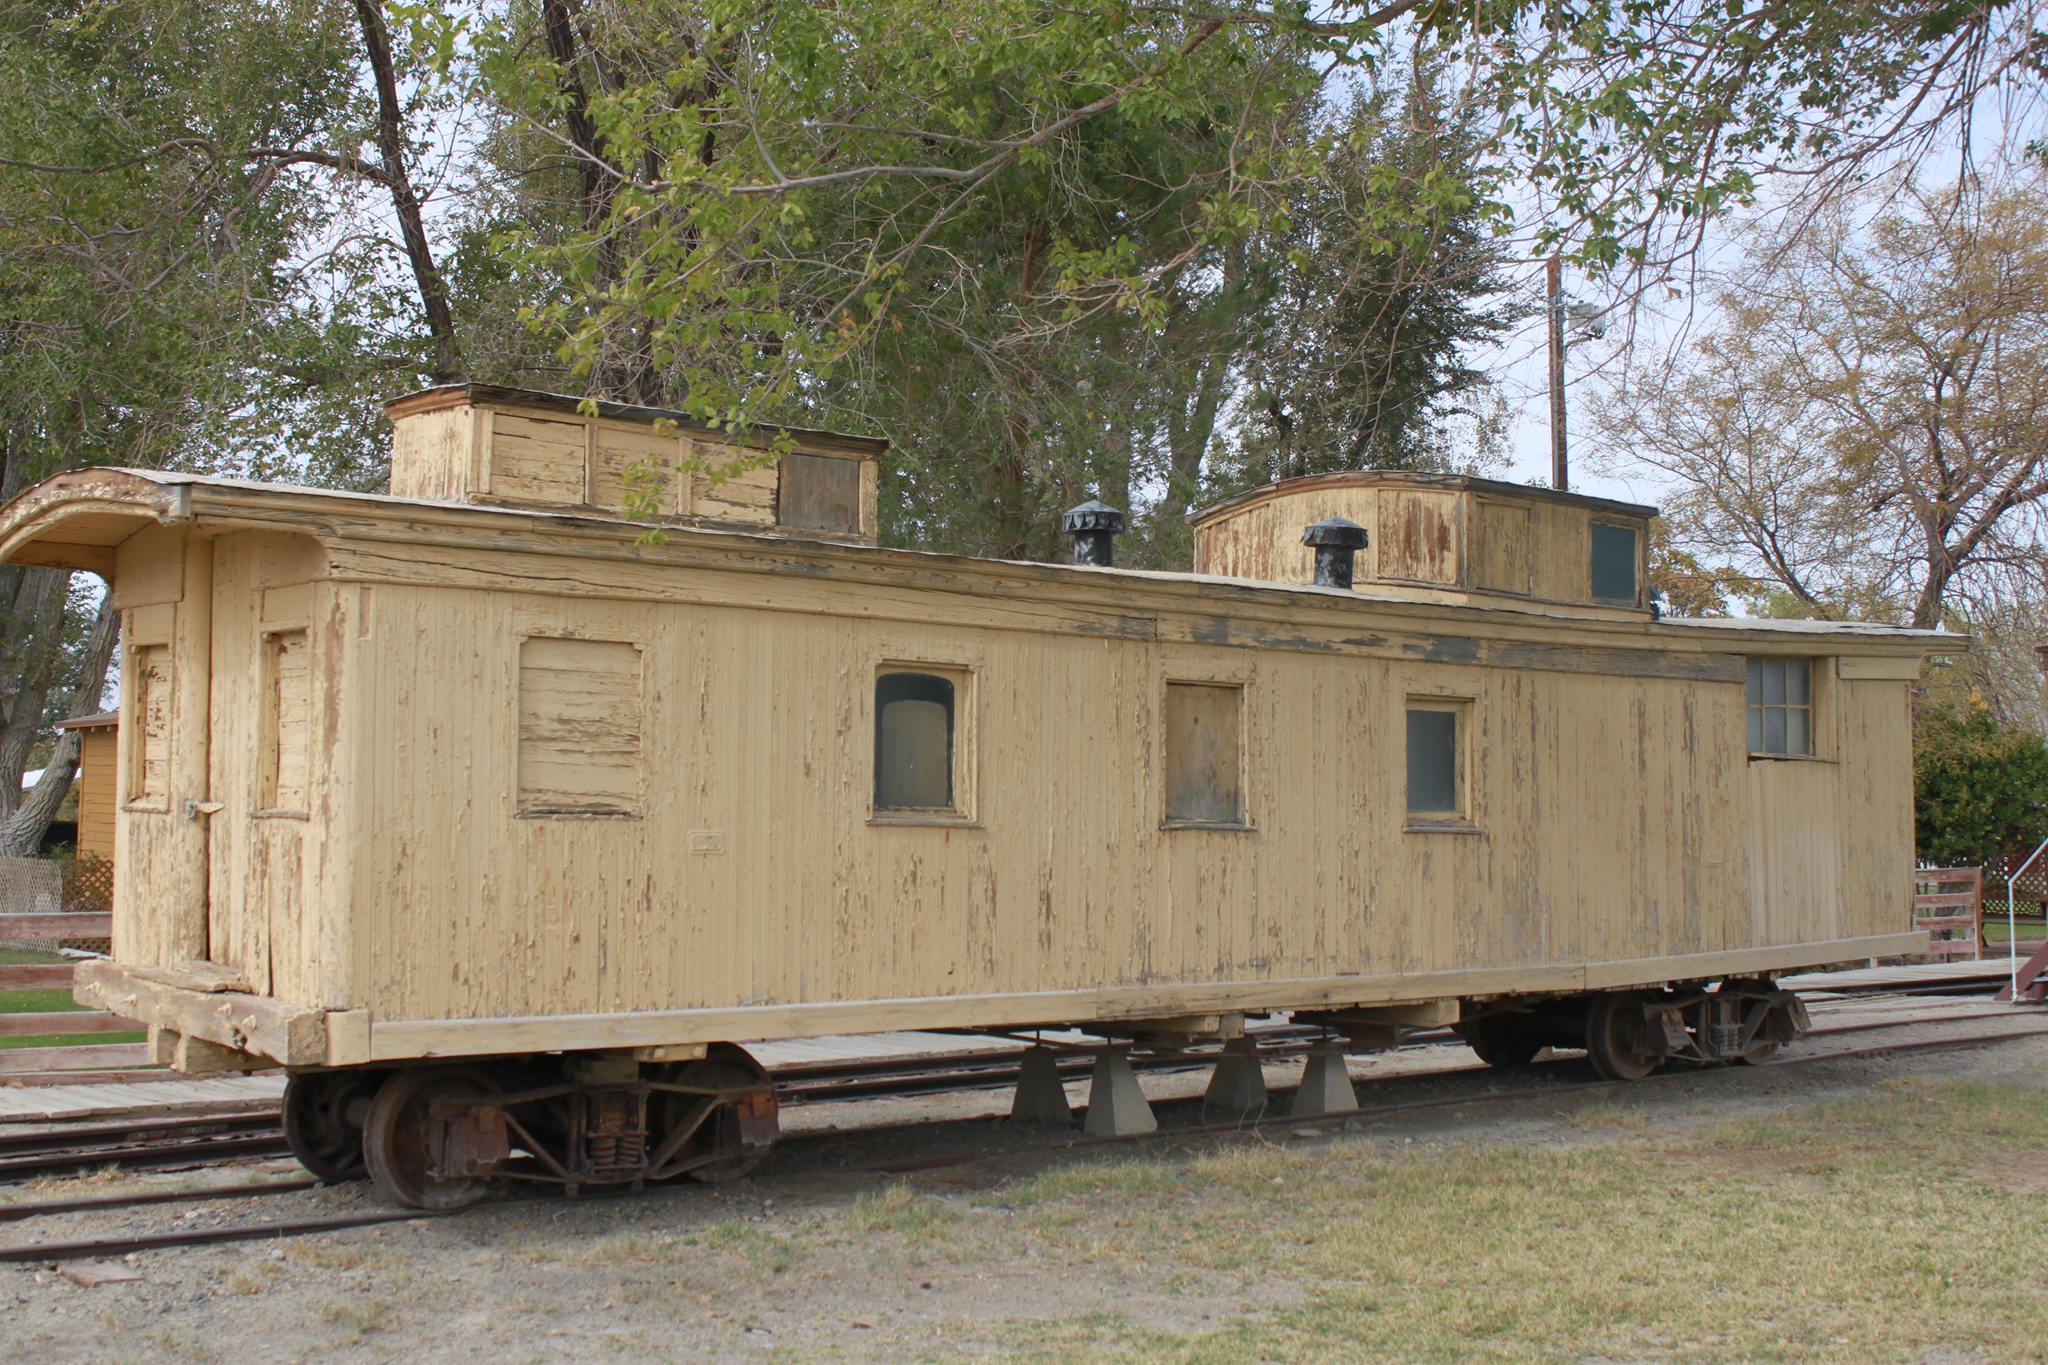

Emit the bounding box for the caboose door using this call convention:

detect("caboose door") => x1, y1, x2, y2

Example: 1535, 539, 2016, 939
111, 533, 216, 966
201, 535, 319, 996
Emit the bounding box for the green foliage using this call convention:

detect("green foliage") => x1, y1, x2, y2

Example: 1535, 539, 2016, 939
1914, 701, 2048, 869
481, 0, 2040, 450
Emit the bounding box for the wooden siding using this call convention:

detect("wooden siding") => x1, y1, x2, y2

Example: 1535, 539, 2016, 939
76, 728, 117, 860
326, 559, 1913, 1030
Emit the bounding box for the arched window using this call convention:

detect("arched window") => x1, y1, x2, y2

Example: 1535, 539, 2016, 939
874, 671, 956, 811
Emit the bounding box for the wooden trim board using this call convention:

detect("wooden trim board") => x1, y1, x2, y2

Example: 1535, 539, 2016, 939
360, 932, 1926, 1065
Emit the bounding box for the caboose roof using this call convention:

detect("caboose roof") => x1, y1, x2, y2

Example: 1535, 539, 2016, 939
0, 466, 1954, 658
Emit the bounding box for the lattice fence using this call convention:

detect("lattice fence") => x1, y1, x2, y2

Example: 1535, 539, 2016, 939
0, 856, 62, 917
62, 855, 112, 914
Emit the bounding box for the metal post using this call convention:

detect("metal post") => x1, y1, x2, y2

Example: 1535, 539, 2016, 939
1548, 253, 1568, 493
2008, 834, 2048, 1002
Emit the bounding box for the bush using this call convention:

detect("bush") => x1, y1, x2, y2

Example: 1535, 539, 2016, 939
1915, 702, 2048, 869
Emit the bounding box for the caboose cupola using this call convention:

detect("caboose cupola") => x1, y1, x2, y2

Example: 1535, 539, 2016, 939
1190, 470, 1658, 617
384, 383, 887, 543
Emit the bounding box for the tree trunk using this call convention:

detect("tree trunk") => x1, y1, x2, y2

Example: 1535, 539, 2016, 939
0, 594, 117, 857
354, 0, 464, 384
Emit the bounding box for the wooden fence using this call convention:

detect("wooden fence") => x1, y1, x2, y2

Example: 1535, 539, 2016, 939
1913, 867, 1985, 959
1912, 865, 2048, 962
0, 912, 155, 1084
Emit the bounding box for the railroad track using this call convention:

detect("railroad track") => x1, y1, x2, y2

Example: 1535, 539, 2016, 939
0, 997, 2008, 1187
0, 1111, 290, 1183
0, 1002, 2041, 1266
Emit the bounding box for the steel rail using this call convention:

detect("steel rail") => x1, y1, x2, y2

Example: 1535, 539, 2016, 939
0, 1007, 2037, 1262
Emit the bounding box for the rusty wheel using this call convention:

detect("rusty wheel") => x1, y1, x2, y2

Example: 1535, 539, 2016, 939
1738, 1037, 1782, 1066
1584, 993, 1661, 1082
362, 1067, 499, 1210
657, 1045, 777, 1184
283, 1070, 383, 1182
1457, 1014, 1542, 1069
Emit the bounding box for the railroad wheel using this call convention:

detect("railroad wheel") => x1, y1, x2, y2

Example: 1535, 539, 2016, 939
282, 1070, 382, 1182
656, 1045, 776, 1184
362, 1067, 500, 1210
1457, 1013, 1542, 1069
1737, 1036, 1782, 1066
1584, 993, 1662, 1082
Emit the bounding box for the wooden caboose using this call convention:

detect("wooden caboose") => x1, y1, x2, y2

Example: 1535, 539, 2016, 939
0, 385, 1945, 1206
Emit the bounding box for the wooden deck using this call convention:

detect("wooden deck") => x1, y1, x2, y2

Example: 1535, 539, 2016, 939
1782, 958, 2027, 996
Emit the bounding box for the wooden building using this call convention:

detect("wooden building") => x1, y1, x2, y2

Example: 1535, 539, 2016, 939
0, 385, 1948, 1205
53, 710, 118, 863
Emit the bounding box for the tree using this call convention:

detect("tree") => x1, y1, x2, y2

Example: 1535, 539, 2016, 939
1220, 74, 1521, 486
488, 0, 2046, 451
1591, 168, 2048, 632
0, 0, 377, 854
1914, 700, 2048, 869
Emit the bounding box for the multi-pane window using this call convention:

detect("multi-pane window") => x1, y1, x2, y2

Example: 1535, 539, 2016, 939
1590, 522, 1638, 603
1163, 682, 1246, 826
874, 670, 959, 812
1746, 658, 1814, 756
1406, 700, 1468, 821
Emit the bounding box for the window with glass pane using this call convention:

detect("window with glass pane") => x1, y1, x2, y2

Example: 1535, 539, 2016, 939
1745, 658, 1813, 756
1406, 705, 1462, 816
1590, 522, 1638, 602
874, 671, 957, 810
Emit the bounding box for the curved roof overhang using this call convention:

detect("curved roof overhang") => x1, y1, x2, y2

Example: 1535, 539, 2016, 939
0, 470, 193, 578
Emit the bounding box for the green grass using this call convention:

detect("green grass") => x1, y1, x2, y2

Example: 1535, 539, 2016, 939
1979, 918, 2047, 944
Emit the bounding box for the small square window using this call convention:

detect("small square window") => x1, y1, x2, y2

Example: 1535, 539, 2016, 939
1164, 681, 1246, 827
1590, 522, 1638, 603
874, 667, 971, 817
779, 451, 863, 534
1746, 658, 1814, 757
1406, 699, 1470, 824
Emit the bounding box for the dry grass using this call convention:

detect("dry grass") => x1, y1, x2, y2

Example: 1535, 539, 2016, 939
961, 1077, 2048, 1362
843, 1184, 960, 1240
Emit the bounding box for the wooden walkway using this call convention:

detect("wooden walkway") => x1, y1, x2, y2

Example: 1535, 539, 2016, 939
0, 1074, 286, 1124
1783, 958, 2026, 996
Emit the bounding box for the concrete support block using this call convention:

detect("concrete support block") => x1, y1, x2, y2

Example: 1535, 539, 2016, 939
1289, 1043, 1357, 1117
1082, 1046, 1157, 1136
1202, 1036, 1267, 1116
1009, 1044, 1073, 1127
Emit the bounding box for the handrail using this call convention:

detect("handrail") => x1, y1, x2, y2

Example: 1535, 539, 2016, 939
2010, 834, 2048, 1002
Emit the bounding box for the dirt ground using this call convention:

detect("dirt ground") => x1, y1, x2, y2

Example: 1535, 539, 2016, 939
2, 1001, 2046, 1363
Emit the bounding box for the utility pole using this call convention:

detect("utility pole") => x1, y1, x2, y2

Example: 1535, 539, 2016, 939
1547, 252, 1568, 492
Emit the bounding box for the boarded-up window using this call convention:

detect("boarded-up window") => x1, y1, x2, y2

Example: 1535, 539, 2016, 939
1590, 522, 1638, 602
517, 637, 643, 817
1164, 682, 1245, 826
489, 413, 588, 506
874, 671, 956, 811
1473, 501, 1532, 594
1406, 702, 1465, 818
259, 630, 311, 813
778, 452, 862, 534
129, 643, 172, 806
1746, 657, 1814, 756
